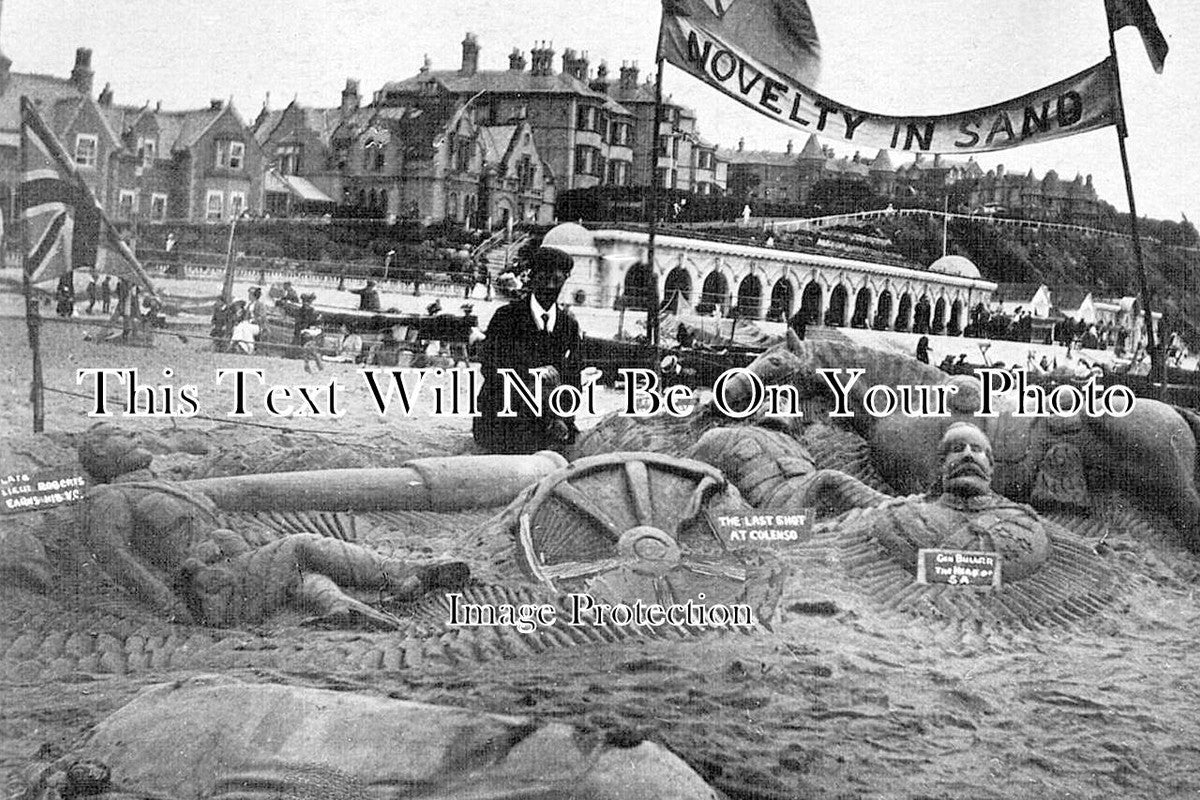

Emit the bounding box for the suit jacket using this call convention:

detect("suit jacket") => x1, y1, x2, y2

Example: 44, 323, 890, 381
473, 298, 583, 453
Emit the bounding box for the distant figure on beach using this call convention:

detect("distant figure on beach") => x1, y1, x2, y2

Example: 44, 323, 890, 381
915, 335, 931, 364
474, 247, 582, 454
85, 275, 98, 313
349, 280, 381, 312
326, 324, 364, 363
100, 276, 113, 314
55, 274, 75, 317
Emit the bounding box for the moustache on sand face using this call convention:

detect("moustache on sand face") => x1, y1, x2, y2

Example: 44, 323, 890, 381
948, 456, 989, 480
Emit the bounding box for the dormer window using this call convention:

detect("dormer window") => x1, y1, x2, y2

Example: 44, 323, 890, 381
74, 134, 98, 167
138, 137, 157, 168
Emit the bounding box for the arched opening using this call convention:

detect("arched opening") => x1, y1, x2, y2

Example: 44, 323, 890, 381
913, 296, 932, 334
663, 266, 692, 312
800, 281, 823, 325
826, 284, 849, 327
894, 293, 913, 331
874, 290, 893, 330
767, 279, 795, 322
621, 263, 655, 310
932, 297, 947, 335
851, 287, 872, 328
736, 274, 763, 318
966, 302, 988, 337
948, 299, 964, 336
699, 271, 730, 315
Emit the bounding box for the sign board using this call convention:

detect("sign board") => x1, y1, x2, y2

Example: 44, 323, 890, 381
0, 468, 89, 514
707, 509, 814, 549
916, 549, 1002, 587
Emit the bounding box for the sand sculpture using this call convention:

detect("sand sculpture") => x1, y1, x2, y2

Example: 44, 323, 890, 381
17, 677, 720, 800
81, 481, 470, 628
684, 421, 1118, 629
727, 333, 1200, 536
72, 447, 567, 628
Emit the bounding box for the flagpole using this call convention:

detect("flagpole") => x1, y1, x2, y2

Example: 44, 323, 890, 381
18, 97, 45, 433
221, 212, 239, 306
1106, 28, 1163, 394
645, 56, 665, 348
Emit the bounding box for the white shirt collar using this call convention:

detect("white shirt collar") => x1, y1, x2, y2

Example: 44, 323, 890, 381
529, 294, 557, 333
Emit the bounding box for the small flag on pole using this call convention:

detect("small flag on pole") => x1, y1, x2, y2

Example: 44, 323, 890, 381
18, 96, 156, 292
1106, 0, 1169, 73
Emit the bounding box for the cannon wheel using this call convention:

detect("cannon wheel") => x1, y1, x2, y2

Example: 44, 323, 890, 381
516, 452, 752, 608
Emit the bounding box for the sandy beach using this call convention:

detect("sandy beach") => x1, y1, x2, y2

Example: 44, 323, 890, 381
3, 280, 1200, 800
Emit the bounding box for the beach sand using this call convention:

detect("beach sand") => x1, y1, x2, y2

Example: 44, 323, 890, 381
3, 284, 1200, 799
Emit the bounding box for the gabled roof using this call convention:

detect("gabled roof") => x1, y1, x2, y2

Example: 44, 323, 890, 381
0, 71, 85, 138
478, 124, 517, 165
797, 134, 825, 160
256, 103, 345, 147
869, 149, 894, 172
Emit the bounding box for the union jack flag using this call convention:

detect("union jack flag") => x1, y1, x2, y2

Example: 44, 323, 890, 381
18, 96, 153, 290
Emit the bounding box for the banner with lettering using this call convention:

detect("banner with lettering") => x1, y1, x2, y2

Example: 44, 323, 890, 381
659, 2, 1120, 154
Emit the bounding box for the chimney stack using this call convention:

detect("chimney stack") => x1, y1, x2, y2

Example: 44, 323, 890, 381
98, 82, 113, 106
562, 48, 589, 81
590, 60, 609, 93
508, 47, 526, 71
529, 41, 555, 77
71, 47, 93, 94
209, 98, 224, 111
738, 137, 744, 152
786, 139, 793, 154
618, 61, 639, 90
341, 78, 360, 116
460, 32, 479, 76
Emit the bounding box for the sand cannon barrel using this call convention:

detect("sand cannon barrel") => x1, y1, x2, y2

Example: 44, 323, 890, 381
182, 451, 568, 512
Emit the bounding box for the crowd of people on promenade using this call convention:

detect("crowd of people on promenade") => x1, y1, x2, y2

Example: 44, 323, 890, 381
54, 273, 166, 343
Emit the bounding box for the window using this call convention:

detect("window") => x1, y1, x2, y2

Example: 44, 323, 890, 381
454, 137, 472, 173
656, 135, 670, 158
374, 150, 385, 172
697, 151, 714, 170
228, 191, 246, 219
574, 145, 601, 176
576, 105, 597, 132
74, 134, 98, 167
150, 193, 168, 222
215, 140, 245, 170
517, 155, 535, 190
607, 160, 629, 186
610, 121, 631, 146
205, 190, 223, 222
277, 143, 301, 175
117, 190, 137, 220
138, 137, 157, 168
229, 141, 245, 170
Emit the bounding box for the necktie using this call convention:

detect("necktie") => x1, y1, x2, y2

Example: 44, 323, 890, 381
541, 312, 550, 332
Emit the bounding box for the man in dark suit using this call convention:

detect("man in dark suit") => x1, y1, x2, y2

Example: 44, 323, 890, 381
473, 247, 582, 454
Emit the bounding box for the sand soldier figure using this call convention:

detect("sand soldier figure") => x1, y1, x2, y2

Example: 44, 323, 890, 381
473, 247, 582, 454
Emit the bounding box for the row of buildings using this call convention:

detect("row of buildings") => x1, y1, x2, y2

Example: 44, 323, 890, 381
725, 139, 1108, 224
0, 32, 729, 230
0, 28, 1108, 230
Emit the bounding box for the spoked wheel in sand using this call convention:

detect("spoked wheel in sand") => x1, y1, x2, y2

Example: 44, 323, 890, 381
515, 452, 759, 610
